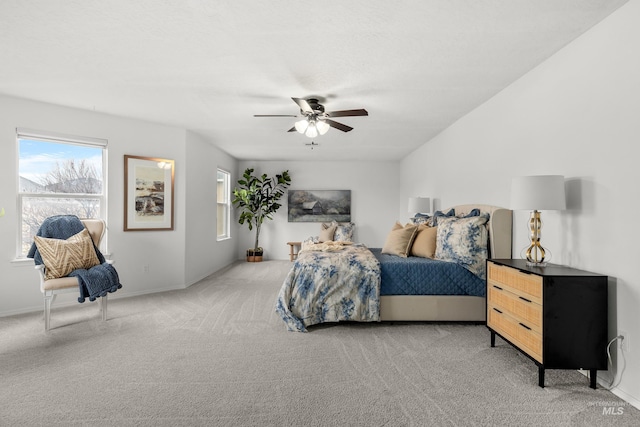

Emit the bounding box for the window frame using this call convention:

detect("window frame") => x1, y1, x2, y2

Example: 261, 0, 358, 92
16, 128, 108, 258
216, 168, 231, 241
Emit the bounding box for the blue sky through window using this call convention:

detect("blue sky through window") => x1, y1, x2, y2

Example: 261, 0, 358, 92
19, 139, 103, 183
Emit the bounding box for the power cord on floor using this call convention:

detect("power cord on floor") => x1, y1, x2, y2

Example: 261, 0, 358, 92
597, 335, 625, 391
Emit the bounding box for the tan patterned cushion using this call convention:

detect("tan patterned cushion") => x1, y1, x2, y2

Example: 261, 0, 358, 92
34, 228, 101, 280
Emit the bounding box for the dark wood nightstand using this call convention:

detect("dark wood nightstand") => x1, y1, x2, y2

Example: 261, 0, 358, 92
486, 259, 608, 389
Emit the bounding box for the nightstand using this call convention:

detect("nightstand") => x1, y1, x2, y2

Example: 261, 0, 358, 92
486, 259, 608, 389
286, 241, 301, 262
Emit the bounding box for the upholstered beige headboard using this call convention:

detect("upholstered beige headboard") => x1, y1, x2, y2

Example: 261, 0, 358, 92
451, 204, 512, 259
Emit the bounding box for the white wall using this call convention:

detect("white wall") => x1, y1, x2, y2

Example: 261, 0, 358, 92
236, 160, 401, 260
184, 131, 239, 285
400, 0, 640, 407
2, 0, 637, 406
0, 95, 238, 316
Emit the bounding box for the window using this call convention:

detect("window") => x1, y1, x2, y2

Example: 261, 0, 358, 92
217, 169, 231, 240
17, 128, 107, 257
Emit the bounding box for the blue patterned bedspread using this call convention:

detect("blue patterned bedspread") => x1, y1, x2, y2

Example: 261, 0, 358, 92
275, 244, 381, 332
371, 248, 485, 297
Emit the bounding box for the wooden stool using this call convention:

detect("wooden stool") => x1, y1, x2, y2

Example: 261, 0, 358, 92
286, 241, 301, 262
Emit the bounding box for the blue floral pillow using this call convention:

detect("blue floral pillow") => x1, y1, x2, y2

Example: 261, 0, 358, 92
435, 213, 489, 279
429, 208, 482, 226
435, 208, 456, 217
429, 208, 455, 226
332, 221, 355, 242
410, 213, 431, 225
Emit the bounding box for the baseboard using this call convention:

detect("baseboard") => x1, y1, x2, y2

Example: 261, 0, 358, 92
0, 305, 44, 318
184, 261, 241, 288
579, 369, 640, 411
609, 386, 640, 411
0, 284, 186, 318
1, 260, 243, 318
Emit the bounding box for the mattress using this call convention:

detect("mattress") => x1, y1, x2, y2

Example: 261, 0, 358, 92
370, 248, 485, 297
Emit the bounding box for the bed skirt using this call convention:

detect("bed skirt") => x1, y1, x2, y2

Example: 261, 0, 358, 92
379, 295, 486, 322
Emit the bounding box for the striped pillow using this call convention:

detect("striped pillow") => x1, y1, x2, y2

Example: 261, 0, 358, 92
34, 228, 101, 280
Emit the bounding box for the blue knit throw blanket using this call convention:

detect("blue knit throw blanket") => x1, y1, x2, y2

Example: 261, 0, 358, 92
27, 215, 123, 302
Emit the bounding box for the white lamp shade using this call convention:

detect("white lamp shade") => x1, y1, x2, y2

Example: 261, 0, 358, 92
305, 122, 318, 138
316, 120, 330, 135
294, 119, 309, 134
511, 175, 566, 210
408, 197, 431, 213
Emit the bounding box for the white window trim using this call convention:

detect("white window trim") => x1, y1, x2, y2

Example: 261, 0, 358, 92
17, 128, 107, 147
16, 128, 108, 259
217, 168, 231, 241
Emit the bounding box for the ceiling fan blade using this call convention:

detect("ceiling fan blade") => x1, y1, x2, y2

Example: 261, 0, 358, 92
292, 97, 314, 114
254, 114, 298, 117
326, 109, 368, 117
287, 126, 296, 132
325, 119, 353, 132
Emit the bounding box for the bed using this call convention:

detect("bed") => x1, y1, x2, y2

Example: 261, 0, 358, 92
276, 204, 512, 331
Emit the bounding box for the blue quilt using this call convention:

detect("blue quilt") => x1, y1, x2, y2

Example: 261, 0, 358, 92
371, 248, 485, 297
275, 244, 381, 332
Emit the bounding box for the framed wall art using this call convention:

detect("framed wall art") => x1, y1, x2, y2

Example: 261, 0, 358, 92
288, 190, 351, 222
124, 155, 175, 231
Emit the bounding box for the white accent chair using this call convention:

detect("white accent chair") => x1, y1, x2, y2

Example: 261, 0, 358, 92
34, 219, 112, 331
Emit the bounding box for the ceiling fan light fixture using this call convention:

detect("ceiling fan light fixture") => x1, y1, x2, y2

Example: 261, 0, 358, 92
305, 121, 318, 138
255, 97, 367, 136
316, 120, 330, 135
294, 119, 309, 134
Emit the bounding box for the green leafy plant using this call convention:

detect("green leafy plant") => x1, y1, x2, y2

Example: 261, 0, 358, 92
232, 168, 291, 255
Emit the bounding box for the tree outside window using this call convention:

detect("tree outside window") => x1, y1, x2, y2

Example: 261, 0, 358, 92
18, 131, 106, 257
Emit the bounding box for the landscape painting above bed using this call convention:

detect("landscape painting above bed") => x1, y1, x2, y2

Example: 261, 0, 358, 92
288, 190, 351, 222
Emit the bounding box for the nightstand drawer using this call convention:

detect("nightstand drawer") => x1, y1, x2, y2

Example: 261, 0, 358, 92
488, 262, 542, 303
488, 304, 542, 363
488, 284, 542, 332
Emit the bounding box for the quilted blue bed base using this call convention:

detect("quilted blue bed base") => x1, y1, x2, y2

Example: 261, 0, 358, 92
370, 248, 485, 297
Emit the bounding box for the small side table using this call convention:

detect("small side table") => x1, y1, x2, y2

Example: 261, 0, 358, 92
286, 241, 301, 262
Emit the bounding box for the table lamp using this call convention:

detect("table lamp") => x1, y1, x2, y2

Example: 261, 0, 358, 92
510, 175, 566, 266
408, 197, 431, 215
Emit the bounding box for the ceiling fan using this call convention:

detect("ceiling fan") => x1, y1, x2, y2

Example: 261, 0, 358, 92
254, 97, 368, 137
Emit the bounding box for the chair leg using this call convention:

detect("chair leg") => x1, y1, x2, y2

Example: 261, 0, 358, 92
44, 293, 54, 331
100, 295, 108, 321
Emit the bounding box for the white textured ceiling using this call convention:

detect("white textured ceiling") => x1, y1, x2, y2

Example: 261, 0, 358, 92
0, 0, 629, 161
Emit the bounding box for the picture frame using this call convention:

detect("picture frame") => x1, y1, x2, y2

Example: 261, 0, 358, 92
124, 155, 175, 231
288, 190, 351, 222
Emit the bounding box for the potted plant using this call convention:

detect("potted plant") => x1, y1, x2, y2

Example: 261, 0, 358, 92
232, 168, 291, 262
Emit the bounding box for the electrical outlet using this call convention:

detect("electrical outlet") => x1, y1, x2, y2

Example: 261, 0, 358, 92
619, 331, 629, 352
143, 265, 150, 273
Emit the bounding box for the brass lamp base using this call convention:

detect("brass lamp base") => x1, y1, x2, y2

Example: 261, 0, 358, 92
525, 210, 548, 267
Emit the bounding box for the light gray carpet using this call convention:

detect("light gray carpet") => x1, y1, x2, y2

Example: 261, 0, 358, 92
1, 260, 638, 426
